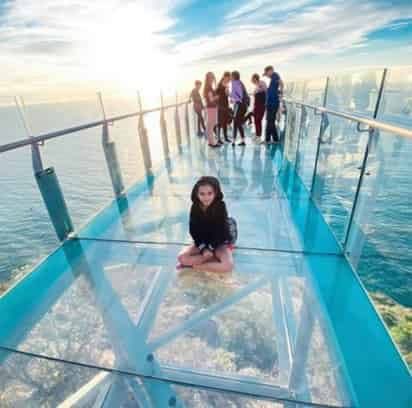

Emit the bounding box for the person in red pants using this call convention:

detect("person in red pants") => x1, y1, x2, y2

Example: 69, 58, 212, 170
251, 73, 267, 142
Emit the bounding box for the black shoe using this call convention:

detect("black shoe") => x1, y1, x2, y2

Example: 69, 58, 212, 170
208, 143, 221, 148
218, 139, 224, 145
224, 137, 231, 143
238, 141, 246, 146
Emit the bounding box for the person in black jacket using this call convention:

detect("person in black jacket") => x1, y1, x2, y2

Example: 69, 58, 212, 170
177, 176, 235, 273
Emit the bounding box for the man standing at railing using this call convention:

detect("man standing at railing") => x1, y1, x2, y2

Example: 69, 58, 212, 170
263, 65, 284, 144
190, 80, 206, 136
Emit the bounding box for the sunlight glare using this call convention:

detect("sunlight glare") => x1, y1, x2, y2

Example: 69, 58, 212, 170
87, 3, 178, 95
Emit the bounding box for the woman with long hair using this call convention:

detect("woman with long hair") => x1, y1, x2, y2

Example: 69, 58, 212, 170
216, 71, 232, 143
203, 72, 220, 147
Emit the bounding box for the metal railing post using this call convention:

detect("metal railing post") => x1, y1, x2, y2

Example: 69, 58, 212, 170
137, 91, 152, 173
342, 68, 388, 251
294, 104, 308, 170
15, 97, 43, 173
35, 168, 75, 241
174, 92, 183, 149
185, 100, 191, 145
342, 127, 375, 250
192, 103, 197, 134
301, 80, 308, 101
310, 76, 330, 194
373, 68, 388, 119
284, 101, 297, 160
283, 102, 291, 144
160, 92, 170, 159
15, 97, 74, 241
98, 92, 125, 197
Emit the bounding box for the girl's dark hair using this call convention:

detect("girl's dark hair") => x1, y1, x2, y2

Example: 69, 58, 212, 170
231, 70, 240, 80
252, 73, 259, 82
218, 71, 231, 87
191, 176, 224, 204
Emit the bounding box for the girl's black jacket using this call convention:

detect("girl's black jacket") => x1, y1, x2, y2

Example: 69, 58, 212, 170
189, 200, 231, 252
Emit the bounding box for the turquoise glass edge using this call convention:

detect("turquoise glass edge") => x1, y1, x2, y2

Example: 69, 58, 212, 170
280, 157, 412, 407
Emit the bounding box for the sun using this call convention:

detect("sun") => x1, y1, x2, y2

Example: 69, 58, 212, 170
85, 3, 178, 95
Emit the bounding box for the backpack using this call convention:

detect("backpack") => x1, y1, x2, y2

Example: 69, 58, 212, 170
241, 82, 250, 108
226, 217, 238, 244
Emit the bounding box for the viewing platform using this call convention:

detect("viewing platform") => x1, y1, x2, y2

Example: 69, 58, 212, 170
0, 79, 411, 407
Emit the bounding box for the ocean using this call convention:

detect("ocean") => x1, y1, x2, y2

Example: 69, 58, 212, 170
0, 95, 183, 289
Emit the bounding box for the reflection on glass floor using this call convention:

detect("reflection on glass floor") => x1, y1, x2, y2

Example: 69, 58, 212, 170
1, 138, 411, 407
78, 144, 341, 255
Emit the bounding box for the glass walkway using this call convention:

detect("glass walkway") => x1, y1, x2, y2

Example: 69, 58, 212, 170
0, 92, 411, 407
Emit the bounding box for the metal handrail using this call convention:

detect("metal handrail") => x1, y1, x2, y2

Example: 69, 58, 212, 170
284, 99, 412, 140
0, 101, 188, 154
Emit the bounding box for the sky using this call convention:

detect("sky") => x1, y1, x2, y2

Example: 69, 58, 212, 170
0, 0, 411, 100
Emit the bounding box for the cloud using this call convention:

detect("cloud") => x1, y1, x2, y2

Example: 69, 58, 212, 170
0, 0, 411, 96
388, 20, 411, 30
225, 0, 267, 21
0, 0, 178, 56
173, 0, 412, 77
225, 0, 317, 22
0, 0, 184, 95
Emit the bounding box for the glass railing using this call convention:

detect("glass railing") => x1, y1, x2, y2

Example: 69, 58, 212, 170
0, 92, 191, 295
0, 97, 60, 294
284, 67, 412, 370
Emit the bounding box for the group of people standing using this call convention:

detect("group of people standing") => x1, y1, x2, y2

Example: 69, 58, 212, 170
190, 66, 284, 147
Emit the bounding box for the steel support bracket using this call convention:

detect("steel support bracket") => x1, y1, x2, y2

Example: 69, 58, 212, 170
356, 122, 371, 133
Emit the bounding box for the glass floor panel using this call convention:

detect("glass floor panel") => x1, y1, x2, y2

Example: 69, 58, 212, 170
1, 141, 411, 407
78, 146, 340, 254
0, 239, 352, 407
151, 143, 287, 199
0, 351, 110, 407
0, 348, 330, 407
